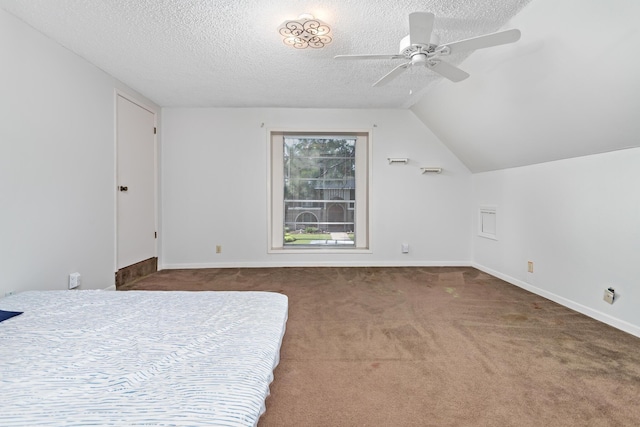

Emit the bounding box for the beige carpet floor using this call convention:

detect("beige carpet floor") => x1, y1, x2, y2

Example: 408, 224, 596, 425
120, 267, 640, 426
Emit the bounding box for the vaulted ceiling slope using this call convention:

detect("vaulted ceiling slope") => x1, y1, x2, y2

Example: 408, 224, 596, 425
412, 0, 640, 172
0, 0, 530, 108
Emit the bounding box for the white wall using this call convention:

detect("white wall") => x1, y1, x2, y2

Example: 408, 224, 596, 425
471, 147, 640, 336
0, 9, 158, 294
160, 108, 472, 268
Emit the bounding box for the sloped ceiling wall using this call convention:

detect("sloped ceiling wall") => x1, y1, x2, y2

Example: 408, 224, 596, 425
411, 0, 640, 173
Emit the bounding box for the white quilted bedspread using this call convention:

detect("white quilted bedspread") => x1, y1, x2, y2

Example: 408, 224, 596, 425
0, 290, 288, 427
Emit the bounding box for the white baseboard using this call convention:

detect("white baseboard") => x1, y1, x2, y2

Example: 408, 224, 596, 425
159, 260, 471, 269
103, 285, 117, 291
472, 262, 640, 339
158, 261, 471, 270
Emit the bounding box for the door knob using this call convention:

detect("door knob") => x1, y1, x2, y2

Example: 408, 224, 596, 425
119, 186, 128, 192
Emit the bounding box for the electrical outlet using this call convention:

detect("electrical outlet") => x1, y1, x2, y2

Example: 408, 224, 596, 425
401, 243, 409, 254
603, 288, 615, 304
527, 261, 534, 273
216, 245, 222, 254
69, 272, 81, 289
4, 290, 16, 297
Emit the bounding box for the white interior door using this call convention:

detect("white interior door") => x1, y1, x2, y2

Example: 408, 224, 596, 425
116, 94, 156, 269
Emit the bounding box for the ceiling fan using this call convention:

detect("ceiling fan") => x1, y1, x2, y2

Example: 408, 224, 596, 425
334, 12, 521, 86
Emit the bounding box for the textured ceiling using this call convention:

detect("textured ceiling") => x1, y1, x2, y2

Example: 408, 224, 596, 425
0, 0, 532, 108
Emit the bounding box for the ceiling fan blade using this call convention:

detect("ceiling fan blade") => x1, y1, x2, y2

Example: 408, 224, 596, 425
428, 60, 470, 82
441, 29, 521, 55
373, 62, 410, 87
409, 12, 435, 45
334, 54, 404, 60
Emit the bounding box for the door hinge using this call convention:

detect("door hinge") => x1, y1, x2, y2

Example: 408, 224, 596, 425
154, 231, 157, 239
153, 127, 157, 134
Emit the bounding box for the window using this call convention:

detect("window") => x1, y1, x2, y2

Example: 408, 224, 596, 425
269, 131, 369, 251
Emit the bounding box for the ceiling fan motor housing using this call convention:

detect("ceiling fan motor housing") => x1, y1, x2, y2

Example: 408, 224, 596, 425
399, 33, 440, 58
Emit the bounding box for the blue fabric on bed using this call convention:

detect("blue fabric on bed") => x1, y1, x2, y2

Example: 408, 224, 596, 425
0, 310, 23, 322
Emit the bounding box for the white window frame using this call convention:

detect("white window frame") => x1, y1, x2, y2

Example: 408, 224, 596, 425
268, 130, 371, 253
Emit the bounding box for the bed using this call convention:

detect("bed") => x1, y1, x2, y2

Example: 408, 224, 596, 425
0, 289, 288, 426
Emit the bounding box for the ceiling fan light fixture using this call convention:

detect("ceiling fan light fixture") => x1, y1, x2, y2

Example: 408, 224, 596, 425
278, 14, 332, 49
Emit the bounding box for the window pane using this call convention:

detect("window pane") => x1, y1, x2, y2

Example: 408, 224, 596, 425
283, 137, 356, 247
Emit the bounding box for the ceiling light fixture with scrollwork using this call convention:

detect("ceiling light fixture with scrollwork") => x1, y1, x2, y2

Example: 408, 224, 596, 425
278, 14, 332, 49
